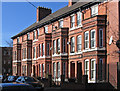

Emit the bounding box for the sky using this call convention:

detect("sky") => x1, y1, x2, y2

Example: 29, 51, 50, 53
1, 2, 68, 47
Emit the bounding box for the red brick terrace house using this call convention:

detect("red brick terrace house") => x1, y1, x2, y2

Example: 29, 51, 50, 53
11, 0, 120, 89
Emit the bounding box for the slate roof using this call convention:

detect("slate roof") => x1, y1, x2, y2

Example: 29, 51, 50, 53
11, 0, 101, 39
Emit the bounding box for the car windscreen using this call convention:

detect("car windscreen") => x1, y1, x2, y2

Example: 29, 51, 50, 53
24, 77, 38, 82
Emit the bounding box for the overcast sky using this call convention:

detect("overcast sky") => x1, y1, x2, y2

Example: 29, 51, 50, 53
1, 2, 68, 47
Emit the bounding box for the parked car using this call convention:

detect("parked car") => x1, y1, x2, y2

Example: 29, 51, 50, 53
16, 76, 44, 91
0, 82, 36, 91
4, 76, 19, 83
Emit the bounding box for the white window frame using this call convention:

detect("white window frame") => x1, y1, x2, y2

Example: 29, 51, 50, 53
91, 29, 96, 48
77, 12, 82, 26
91, 4, 98, 17
39, 64, 41, 77
53, 63, 56, 79
42, 64, 44, 78
84, 31, 89, 49
45, 26, 48, 33
57, 62, 60, 78
39, 44, 41, 57
71, 37, 75, 53
42, 43, 44, 56
77, 35, 82, 52
99, 28, 103, 47
57, 39, 60, 53
53, 40, 56, 54
71, 14, 75, 28
59, 19, 63, 28
91, 59, 96, 81
27, 33, 30, 40
84, 59, 89, 79
37, 29, 39, 36
17, 37, 19, 43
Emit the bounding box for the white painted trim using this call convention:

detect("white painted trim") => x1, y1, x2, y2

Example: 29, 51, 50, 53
52, 53, 68, 57
22, 59, 32, 61
13, 60, 21, 63
33, 39, 38, 43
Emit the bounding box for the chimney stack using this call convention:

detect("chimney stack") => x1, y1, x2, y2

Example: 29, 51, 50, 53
37, 6, 52, 22
68, 0, 79, 7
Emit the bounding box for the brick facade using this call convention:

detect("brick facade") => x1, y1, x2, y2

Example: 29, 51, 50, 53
12, 0, 120, 89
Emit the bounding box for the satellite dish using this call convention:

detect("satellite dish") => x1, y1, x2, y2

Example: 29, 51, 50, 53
109, 36, 113, 45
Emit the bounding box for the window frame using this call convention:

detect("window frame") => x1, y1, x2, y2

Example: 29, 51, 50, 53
53, 40, 56, 54
77, 12, 82, 26
44, 26, 48, 33
77, 35, 82, 52
59, 19, 63, 28
71, 37, 75, 53
99, 28, 103, 47
91, 59, 96, 81
57, 39, 60, 53
91, 29, 96, 48
63, 38, 66, 53
70, 14, 75, 28
84, 59, 89, 79
91, 4, 98, 17
84, 31, 89, 49
47, 43, 50, 56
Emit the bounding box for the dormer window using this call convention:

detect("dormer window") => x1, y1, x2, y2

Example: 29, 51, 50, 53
59, 19, 63, 28
91, 4, 98, 17
45, 26, 48, 33
17, 37, 19, 43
